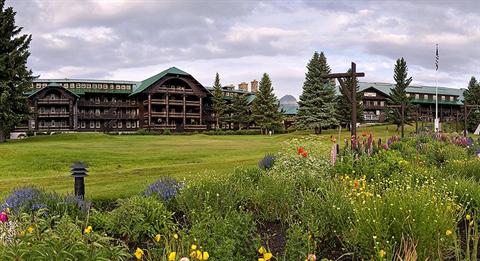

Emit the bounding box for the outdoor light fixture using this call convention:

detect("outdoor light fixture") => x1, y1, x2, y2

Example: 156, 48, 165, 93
70, 161, 88, 198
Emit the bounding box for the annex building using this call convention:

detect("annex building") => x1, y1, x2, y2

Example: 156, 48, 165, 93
359, 82, 464, 123
17, 67, 257, 134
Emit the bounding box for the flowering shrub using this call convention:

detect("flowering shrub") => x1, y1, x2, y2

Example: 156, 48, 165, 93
144, 177, 183, 202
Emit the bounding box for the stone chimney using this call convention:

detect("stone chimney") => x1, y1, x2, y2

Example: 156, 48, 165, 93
250, 80, 258, 92
238, 82, 248, 91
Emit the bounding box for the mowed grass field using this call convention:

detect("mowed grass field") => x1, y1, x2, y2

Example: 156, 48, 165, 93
0, 124, 410, 200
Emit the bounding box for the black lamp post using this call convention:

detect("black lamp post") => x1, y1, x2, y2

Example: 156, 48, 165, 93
70, 161, 88, 198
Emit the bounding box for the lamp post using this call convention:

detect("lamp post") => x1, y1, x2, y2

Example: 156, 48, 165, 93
70, 161, 88, 198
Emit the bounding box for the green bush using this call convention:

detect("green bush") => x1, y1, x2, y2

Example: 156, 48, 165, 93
93, 196, 175, 244
188, 210, 259, 261
0, 212, 129, 260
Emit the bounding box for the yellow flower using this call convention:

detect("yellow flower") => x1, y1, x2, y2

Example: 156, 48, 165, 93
379, 249, 386, 257
258, 246, 266, 254
196, 250, 202, 259
191, 244, 197, 250
19, 230, 25, 237
258, 259, 265, 261
27, 226, 34, 233
173, 233, 179, 240
134, 248, 144, 260
154, 234, 161, 242
466, 214, 472, 221
84, 226, 92, 234
264, 252, 273, 260
168, 251, 176, 261
446, 229, 453, 236
203, 252, 209, 260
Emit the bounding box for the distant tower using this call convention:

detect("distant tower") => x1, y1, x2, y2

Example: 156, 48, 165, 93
238, 82, 248, 91
250, 80, 258, 92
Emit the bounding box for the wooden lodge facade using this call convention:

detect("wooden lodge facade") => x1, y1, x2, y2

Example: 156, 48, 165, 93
358, 82, 465, 124
16, 67, 256, 135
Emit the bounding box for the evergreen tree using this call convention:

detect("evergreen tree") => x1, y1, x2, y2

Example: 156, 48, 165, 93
252, 73, 283, 134
337, 69, 364, 129
230, 93, 251, 130
296, 51, 338, 134
211, 73, 225, 130
464, 76, 480, 132
0, 0, 33, 142
386, 58, 413, 129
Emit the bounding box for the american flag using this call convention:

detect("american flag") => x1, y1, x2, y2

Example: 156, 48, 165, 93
435, 44, 439, 71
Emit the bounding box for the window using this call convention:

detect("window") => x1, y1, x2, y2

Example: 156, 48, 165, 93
81, 121, 86, 128
441, 95, 445, 101
415, 93, 420, 99
364, 92, 376, 97
51, 120, 55, 127
93, 84, 97, 88
126, 121, 131, 128
51, 107, 55, 113
450, 96, 454, 101
380, 101, 385, 106
70, 83, 75, 88
433, 95, 437, 100
81, 83, 86, 88
76, 83, 81, 88
96, 121, 100, 128
406, 93, 410, 97
63, 83, 69, 88
90, 121, 94, 128
118, 121, 122, 128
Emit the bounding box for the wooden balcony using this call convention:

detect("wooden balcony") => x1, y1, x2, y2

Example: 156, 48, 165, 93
144, 99, 166, 105
37, 98, 70, 105
37, 126, 73, 131
186, 100, 200, 106
38, 112, 70, 118
186, 113, 200, 118
157, 87, 194, 94
148, 124, 177, 129
78, 100, 137, 107
78, 113, 138, 120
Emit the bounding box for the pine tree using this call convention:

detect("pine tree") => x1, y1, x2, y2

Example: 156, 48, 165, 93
230, 93, 251, 130
337, 69, 364, 129
386, 58, 413, 130
0, 0, 33, 142
296, 51, 338, 134
252, 73, 283, 134
464, 76, 480, 132
212, 73, 225, 130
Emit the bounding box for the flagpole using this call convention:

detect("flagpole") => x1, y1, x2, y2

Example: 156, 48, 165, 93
435, 44, 439, 132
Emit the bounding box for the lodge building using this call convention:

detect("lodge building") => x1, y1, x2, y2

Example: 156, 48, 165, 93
17, 67, 257, 135
359, 82, 465, 124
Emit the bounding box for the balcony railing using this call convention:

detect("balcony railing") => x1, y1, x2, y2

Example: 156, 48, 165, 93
364, 115, 380, 121
78, 100, 137, 107
37, 98, 70, 104
78, 113, 138, 119
38, 112, 70, 117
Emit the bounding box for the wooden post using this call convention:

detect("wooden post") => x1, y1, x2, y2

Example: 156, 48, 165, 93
199, 97, 203, 126
183, 94, 186, 126
351, 62, 357, 138
148, 94, 152, 127
166, 92, 169, 126
464, 102, 468, 137
401, 102, 405, 138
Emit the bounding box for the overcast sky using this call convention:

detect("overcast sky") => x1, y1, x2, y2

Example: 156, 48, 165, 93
6, 0, 480, 98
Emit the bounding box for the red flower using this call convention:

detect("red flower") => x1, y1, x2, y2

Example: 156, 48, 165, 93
301, 151, 308, 158
297, 147, 305, 154
0, 212, 8, 223
362, 131, 367, 137
354, 180, 359, 189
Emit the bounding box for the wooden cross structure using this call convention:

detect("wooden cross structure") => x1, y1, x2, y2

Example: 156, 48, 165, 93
325, 62, 365, 137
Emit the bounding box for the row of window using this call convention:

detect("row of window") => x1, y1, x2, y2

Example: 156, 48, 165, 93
85, 97, 136, 104
34, 82, 133, 91
407, 93, 455, 101
363, 100, 385, 107
39, 107, 69, 113
79, 121, 137, 129
38, 120, 69, 127
79, 109, 137, 115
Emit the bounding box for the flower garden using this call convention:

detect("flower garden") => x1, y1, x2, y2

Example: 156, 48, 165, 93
1, 132, 480, 260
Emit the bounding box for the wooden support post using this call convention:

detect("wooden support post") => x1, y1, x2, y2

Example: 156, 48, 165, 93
199, 97, 203, 125
351, 62, 357, 138
166, 92, 169, 126
183, 94, 186, 126
148, 94, 152, 127
464, 102, 468, 137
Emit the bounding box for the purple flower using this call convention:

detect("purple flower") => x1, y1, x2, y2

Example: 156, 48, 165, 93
144, 177, 183, 202
2, 187, 41, 213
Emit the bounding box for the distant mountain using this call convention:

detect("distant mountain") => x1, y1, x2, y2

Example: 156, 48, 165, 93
279, 95, 298, 115
279, 95, 298, 105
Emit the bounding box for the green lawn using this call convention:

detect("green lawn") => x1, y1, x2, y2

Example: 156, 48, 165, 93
0, 125, 410, 200
0, 133, 293, 200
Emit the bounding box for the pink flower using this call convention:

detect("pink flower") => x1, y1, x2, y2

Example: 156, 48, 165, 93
0, 212, 8, 223
307, 254, 317, 261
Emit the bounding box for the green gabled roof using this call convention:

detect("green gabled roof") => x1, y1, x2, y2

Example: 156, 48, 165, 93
280, 104, 298, 115
130, 67, 191, 96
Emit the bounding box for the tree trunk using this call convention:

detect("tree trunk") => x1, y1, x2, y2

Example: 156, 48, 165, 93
0, 124, 5, 143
